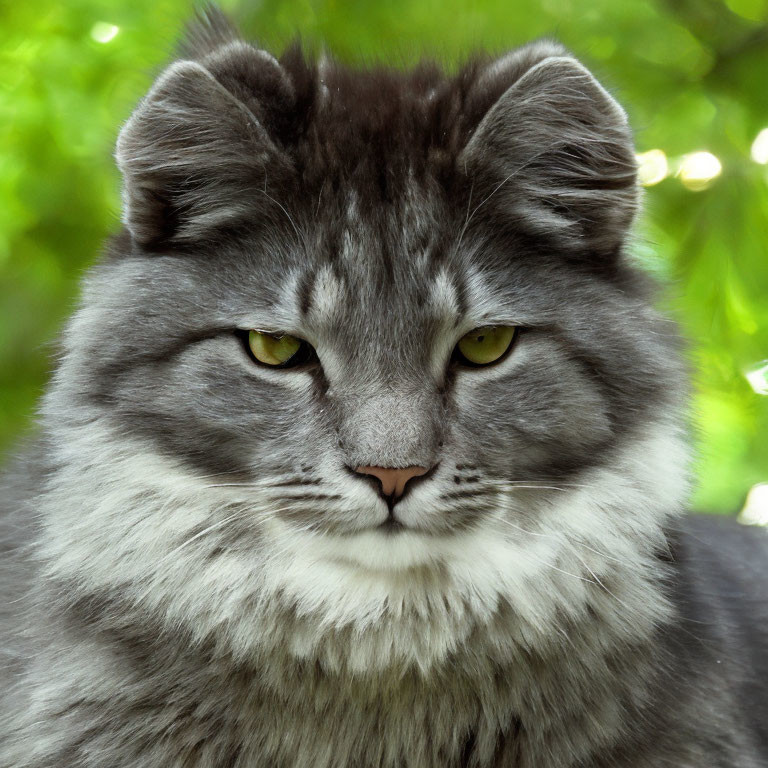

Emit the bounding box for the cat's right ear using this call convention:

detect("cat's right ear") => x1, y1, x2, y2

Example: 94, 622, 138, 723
115, 43, 292, 248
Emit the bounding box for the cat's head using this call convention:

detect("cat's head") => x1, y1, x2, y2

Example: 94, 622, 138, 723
41, 10, 688, 668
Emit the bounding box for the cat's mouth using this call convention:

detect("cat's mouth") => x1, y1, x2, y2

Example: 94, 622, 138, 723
377, 516, 406, 533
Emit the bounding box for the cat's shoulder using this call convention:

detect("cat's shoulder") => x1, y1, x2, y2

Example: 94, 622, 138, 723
667, 513, 768, 755
670, 513, 768, 621
673, 512, 768, 584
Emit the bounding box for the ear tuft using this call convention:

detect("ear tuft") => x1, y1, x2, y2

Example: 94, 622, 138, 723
178, 4, 241, 61
459, 52, 638, 260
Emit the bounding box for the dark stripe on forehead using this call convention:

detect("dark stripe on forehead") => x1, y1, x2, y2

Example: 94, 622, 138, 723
421, 226, 450, 270
450, 268, 469, 321
410, 222, 433, 259
325, 223, 343, 264
378, 221, 396, 288
296, 267, 316, 318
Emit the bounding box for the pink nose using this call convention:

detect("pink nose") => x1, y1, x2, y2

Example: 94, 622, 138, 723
355, 465, 429, 499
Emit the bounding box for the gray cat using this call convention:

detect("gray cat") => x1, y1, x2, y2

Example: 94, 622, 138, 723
1, 8, 767, 767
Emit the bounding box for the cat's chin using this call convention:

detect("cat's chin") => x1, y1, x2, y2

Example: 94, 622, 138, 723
261, 514, 458, 573
309, 526, 449, 572
375, 516, 408, 534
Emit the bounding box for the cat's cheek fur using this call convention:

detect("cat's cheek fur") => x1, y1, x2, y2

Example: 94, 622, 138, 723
36, 411, 686, 676
263, 418, 687, 633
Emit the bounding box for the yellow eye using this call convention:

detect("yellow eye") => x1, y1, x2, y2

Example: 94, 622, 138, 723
248, 330, 303, 367
456, 326, 517, 366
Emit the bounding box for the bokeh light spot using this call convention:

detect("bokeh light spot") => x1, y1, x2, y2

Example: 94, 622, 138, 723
724, 0, 767, 22
678, 151, 722, 190
745, 360, 768, 395
90, 22, 119, 44
750, 127, 768, 164
636, 149, 668, 186
739, 484, 768, 527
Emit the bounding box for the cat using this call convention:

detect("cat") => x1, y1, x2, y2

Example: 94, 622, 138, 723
1, 6, 767, 767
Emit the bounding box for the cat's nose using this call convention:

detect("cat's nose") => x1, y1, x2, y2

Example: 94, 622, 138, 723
354, 465, 429, 501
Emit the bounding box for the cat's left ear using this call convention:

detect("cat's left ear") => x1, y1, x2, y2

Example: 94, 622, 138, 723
458, 48, 638, 261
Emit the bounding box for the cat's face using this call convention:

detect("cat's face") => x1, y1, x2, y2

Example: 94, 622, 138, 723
48, 27, 684, 594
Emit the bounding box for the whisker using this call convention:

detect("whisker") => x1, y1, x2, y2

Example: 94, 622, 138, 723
155, 500, 310, 570
492, 517, 597, 584
157, 510, 249, 565
493, 512, 626, 570
500, 532, 602, 586
260, 188, 307, 253
191, 469, 254, 481
491, 480, 596, 489
494, 517, 549, 538
441, 488, 495, 502
577, 542, 625, 565
564, 546, 637, 612
200, 477, 318, 491
497, 484, 573, 492
269, 493, 342, 503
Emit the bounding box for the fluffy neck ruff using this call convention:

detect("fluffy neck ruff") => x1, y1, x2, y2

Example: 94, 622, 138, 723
34, 416, 689, 765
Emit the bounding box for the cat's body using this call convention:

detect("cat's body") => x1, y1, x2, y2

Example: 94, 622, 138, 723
1, 9, 767, 767
2, 456, 767, 768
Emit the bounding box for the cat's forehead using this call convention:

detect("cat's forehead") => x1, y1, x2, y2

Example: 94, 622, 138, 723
293, 182, 466, 330
333, 181, 443, 267
230, 157, 518, 340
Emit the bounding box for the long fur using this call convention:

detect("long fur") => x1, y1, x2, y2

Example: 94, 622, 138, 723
1, 7, 767, 768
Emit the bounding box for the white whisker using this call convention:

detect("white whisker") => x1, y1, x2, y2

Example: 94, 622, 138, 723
493, 505, 625, 565
492, 517, 598, 585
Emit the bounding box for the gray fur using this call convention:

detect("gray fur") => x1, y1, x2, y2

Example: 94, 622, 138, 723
1, 8, 767, 767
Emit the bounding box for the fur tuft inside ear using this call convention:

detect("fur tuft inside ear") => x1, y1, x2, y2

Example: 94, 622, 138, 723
459, 52, 638, 260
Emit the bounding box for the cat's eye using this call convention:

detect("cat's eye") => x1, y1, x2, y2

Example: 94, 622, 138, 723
246, 330, 315, 368
454, 326, 517, 366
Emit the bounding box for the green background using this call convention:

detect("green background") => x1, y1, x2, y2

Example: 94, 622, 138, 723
2, 0, 767, 513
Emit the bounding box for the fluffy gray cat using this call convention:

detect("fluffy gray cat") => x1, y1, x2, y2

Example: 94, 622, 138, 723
1, 8, 767, 767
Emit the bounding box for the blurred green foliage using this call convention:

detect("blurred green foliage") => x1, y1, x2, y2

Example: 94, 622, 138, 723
1, 0, 767, 512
